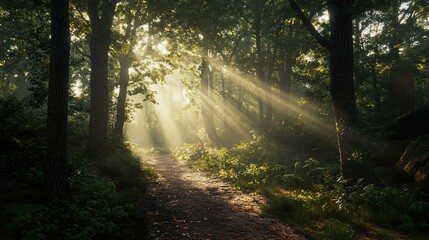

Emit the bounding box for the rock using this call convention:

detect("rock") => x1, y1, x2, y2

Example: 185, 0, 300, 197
396, 135, 429, 185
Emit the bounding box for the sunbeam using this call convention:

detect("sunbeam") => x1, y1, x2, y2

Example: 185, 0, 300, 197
124, 74, 201, 148
207, 58, 337, 144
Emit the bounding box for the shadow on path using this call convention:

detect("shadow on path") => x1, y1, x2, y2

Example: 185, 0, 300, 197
141, 154, 305, 240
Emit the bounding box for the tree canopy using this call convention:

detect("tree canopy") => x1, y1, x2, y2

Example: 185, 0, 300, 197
1, 0, 429, 239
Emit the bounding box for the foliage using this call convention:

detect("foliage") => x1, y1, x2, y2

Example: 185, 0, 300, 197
0, 1, 50, 104
177, 134, 288, 189
177, 135, 429, 239
0, 96, 153, 239
0, 97, 46, 190
4, 172, 130, 240
1, 143, 152, 240
2, 0, 429, 239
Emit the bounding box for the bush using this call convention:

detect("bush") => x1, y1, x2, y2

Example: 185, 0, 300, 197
176, 135, 429, 239
0, 110, 152, 240
2, 153, 144, 240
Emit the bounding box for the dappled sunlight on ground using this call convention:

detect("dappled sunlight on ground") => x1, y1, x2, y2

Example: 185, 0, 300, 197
140, 153, 305, 239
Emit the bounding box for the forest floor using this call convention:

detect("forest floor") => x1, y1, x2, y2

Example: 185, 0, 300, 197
140, 154, 305, 240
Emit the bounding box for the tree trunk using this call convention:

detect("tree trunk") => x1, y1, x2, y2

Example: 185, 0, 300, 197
290, 0, 367, 181
389, 67, 414, 117
388, 0, 414, 118
354, 17, 365, 86
279, 52, 293, 97
327, 0, 360, 179
253, 0, 265, 125
264, 46, 279, 129
278, 50, 294, 118
88, 0, 117, 164
221, 73, 229, 128
265, 89, 273, 129
46, 0, 71, 200
201, 55, 222, 145
371, 61, 381, 112
114, 56, 132, 138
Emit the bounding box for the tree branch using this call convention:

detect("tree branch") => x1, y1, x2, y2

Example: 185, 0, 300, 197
71, 41, 91, 59
288, 0, 329, 49
227, 33, 250, 63
317, 76, 330, 91
71, 3, 91, 28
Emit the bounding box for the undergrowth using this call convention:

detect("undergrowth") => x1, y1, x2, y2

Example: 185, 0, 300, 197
1, 142, 154, 240
176, 133, 429, 239
0, 97, 154, 240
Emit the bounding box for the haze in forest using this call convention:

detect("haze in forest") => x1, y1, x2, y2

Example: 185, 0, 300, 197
1, 0, 429, 239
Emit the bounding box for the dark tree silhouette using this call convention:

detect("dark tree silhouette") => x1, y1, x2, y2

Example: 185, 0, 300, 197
113, 56, 133, 137
46, 0, 71, 200
388, 0, 414, 118
289, 0, 361, 179
88, 0, 117, 163
389, 67, 414, 117
201, 54, 222, 146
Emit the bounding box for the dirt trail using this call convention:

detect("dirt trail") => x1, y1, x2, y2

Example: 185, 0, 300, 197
141, 155, 305, 240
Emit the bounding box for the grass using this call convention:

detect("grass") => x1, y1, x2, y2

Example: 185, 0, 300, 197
321, 219, 355, 240
176, 141, 429, 240
136, 146, 173, 156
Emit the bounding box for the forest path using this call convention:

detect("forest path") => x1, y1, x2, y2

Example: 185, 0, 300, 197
140, 154, 305, 240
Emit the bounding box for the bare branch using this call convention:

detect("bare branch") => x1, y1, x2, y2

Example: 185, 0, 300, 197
71, 41, 91, 59
288, 0, 329, 49
71, 3, 91, 28
227, 33, 250, 63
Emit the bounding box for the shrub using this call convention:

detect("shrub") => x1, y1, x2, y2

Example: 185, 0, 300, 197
176, 136, 429, 239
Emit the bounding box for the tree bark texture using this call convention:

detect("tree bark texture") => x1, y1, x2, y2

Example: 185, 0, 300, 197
279, 52, 293, 97
371, 63, 381, 112
221, 73, 229, 128
278, 50, 295, 118
389, 67, 414, 117
289, 0, 363, 179
253, 0, 266, 125
201, 56, 222, 145
327, 0, 360, 179
113, 56, 132, 137
46, 0, 71, 200
88, 0, 117, 164
264, 45, 278, 129
387, 0, 414, 118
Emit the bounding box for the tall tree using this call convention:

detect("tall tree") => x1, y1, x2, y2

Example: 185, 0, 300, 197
388, 0, 414, 117
289, 0, 361, 179
88, 0, 117, 163
200, 50, 223, 145
46, 0, 71, 199
152, 0, 241, 145
113, 0, 147, 138
113, 55, 133, 137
